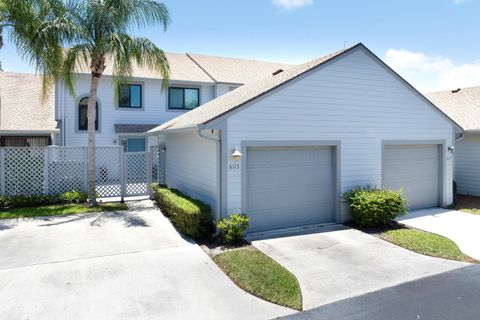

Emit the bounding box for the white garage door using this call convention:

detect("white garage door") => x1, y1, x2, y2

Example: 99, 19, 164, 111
383, 145, 440, 210
246, 146, 334, 232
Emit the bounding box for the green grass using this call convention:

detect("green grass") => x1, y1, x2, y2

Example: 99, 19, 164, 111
459, 208, 480, 215
0, 203, 128, 219
213, 247, 302, 310
380, 228, 476, 263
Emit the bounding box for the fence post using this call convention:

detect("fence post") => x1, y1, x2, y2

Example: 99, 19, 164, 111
0, 148, 4, 195
147, 150, 153, 199
161, 144, 166, 185
120, 147, 125, 203
43, 147, 50, 195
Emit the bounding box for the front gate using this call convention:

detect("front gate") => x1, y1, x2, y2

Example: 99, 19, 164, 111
124, 151, 151, 197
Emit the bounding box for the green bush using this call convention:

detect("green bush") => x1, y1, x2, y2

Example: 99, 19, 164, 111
58, 190, 88, 204
151, 183, 213, 240
344, 186, 408, 227
0, 190, 88, 209
217, 214, 250, 245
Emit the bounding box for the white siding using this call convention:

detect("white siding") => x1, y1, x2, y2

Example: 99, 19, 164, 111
164, 131, 218, 213
60, 75, 215, 148
455, 135, 480, 196
225, 47, 455, 222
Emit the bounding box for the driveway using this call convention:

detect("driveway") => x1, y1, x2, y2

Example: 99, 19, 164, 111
0, 201, 292, 320
398, 208, 480, 260
251, 225, 468, 310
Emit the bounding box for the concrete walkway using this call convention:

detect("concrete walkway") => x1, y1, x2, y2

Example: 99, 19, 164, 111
0, 201, 292, 320
252, 225, 468, 310
398, 208, 480, 260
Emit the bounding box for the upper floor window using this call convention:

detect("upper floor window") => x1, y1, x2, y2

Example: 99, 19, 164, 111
78, 97, 98, 131
168, 87, 199, 110
119, 84, 142, 108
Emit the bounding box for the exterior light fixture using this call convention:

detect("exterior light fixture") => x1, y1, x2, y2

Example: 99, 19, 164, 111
448, 146, 455, 154
232, 147, 242, 161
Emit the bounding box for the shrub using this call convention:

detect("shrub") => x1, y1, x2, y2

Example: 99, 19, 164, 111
151, 183, 214, 240
216, 214, 250, 245
344, 186, 408, 227
59, 190, 88, 204
0, 194, 57, 208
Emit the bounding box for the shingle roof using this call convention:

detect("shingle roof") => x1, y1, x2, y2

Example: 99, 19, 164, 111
114, 124, 159, 133
425, 86, 480, 133
149, 45, 354, 133
187, 53, 293, 84
0, 72, 57, 132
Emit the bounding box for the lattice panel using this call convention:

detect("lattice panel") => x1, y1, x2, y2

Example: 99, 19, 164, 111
95, 147, 122, 198
151, 144, 166, 185
48, 147, 87, 194
4, 148, 45, 195
125, 152, 148, 196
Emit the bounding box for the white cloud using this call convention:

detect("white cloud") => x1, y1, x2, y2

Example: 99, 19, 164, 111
384, 48, 480, 92
272, 0, 313, 10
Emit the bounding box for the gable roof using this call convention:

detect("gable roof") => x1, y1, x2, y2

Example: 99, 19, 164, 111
149, 46, 351, 133
187, 53, 292, 84
0, 72, 57, 133
425, 86, 480, 133
149, 43, 463, 134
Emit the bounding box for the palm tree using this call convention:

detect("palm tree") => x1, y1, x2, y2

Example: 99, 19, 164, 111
60, 0, 170, 205
1, 0, 170, 205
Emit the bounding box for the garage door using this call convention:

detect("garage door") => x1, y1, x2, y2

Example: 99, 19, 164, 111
383, 145, 439, 210
246, 146, 334, 232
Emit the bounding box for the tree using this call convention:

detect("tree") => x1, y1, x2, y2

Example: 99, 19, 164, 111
1, 0, 171, 205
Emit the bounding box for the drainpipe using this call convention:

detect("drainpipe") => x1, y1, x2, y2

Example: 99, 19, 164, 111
196, 126, 222, 226
455, 132, 465, 142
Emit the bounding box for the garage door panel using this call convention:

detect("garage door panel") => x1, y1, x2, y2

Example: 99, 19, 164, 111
383, 145, 439, 210
246, 146, 334, 232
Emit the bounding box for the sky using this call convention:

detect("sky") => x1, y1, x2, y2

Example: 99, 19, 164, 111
1, 0, 480, 92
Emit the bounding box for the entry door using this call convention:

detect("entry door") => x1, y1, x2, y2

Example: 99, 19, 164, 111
383, 145, 440, 210
246, 146, 334, 232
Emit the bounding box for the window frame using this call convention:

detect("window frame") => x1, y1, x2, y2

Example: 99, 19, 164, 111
118, 83, 143, 109
168, 86, 200, 110
77, 97, 99, 132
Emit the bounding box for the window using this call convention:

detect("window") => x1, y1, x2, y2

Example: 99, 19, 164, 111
78, 97, 98, 131
168, 87, 199, 110
119, 84, 142, 108
120, 137, 146, 152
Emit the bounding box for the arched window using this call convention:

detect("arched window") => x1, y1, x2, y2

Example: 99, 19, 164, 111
78, 97, 99, 131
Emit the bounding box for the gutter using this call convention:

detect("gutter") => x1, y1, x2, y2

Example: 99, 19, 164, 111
196, 125, 222, 226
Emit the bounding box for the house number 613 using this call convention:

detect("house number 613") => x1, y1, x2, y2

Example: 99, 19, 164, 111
229, 163, 240, 170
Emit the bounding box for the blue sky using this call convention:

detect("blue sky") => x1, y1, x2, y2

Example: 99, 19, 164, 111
1, 0, 480, 91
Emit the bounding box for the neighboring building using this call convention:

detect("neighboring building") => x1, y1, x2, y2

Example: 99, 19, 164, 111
0, 72, 58, 147
426, 86, 480, 196
55, 52, 291, 152
150, 43, 463, 233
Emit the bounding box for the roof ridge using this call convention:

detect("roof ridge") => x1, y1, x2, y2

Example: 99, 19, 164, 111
186, 53, 218, 83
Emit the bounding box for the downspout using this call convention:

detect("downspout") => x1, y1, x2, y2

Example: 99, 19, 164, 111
197, 126, 222, 225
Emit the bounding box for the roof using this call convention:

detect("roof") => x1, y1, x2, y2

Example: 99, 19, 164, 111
114, 124, 159, 133
73, 52, 291, 85
187, 53, 292, 84
426, 86, 480, 133
149, 45, 354, 133
0, 72, 57, 132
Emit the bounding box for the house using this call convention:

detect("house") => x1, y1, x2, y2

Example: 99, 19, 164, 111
426, 86, 480, 196
149, 43, 463, 233
0, 72, 58, 146
55, 52, 291, 152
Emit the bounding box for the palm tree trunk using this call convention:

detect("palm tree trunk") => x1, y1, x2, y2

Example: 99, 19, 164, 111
87, 74, 100, 205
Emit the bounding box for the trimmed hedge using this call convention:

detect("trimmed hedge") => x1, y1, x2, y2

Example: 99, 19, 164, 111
151, 183, 213, 240
344, 186, 408, 227
0, 190, 89, 209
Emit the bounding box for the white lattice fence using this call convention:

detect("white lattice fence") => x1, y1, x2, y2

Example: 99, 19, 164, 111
0, 145, 164, 198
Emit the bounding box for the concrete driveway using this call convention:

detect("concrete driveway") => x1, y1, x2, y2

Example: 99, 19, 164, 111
251, 225, 468, 310
0, 201, 292, 320
398, 208, 480, 260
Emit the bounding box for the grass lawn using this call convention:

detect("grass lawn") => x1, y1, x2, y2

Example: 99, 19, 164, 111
0, 202, 128, 219
213, 247, 302, 310
456, 195, 480, 215
379, 228, 477, 263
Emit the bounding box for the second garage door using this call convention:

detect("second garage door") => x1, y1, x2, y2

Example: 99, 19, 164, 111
383, 145, 440, 210
246, 146, 334, 232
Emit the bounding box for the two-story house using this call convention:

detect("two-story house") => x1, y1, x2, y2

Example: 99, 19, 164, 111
54, 53, 291, 152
